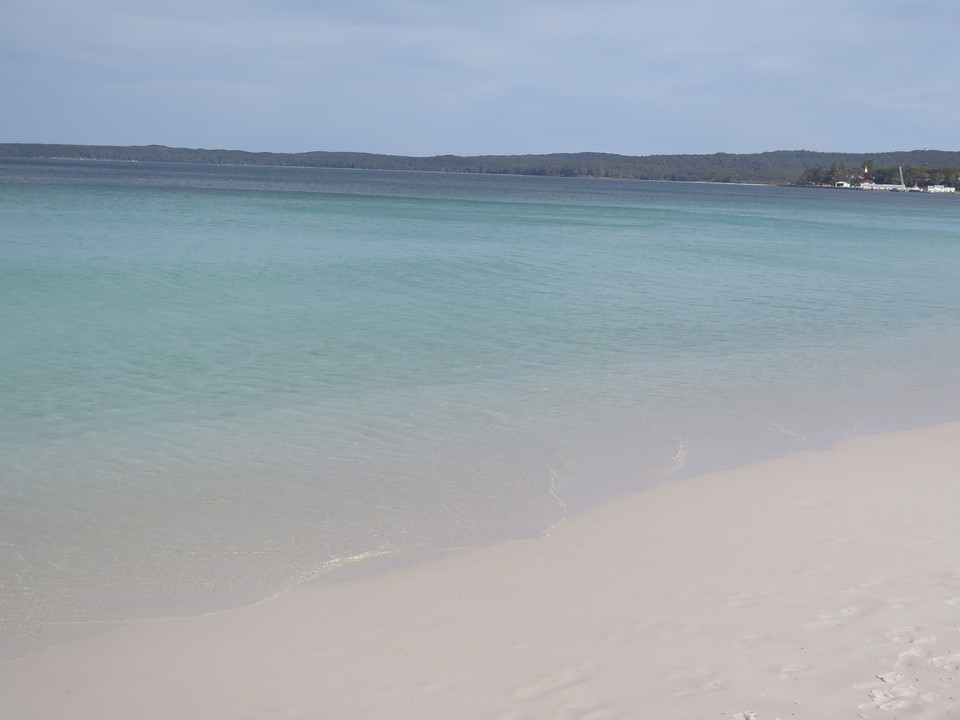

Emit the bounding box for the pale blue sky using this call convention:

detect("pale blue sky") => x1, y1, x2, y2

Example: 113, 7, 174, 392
2, 0, 957, 156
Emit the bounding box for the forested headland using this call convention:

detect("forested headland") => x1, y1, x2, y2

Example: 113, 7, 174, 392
2, 143, 960, 186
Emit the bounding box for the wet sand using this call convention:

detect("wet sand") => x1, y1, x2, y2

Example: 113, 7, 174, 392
3, 423, 959, 719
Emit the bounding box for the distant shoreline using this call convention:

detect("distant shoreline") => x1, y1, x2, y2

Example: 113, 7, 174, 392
0, 155, 783, 187
4, 143, 959, 186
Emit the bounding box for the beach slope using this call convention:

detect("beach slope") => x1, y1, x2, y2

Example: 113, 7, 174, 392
3, 424, 959, 719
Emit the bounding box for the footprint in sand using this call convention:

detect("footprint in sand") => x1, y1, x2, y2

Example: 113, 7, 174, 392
929, 653, 960, 671
605, 619, 700, 646
512, 663, 594, 701
733, 632, 766, 651
555, 701, 621, 720
857, 683, 920, 712
778, 664, 813, 681
802, 606, 860, 629
507, 664, 620, 720
669, 666, 728, 697
894, 647, 931, 669
888, 626, 938, 645
876, 671, 903, 683
602, 619, 656, 645
723, 591, 759, 607
857, 683, 942, 713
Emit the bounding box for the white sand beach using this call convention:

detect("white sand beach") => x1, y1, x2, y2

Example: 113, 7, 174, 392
3, 423, 960, 719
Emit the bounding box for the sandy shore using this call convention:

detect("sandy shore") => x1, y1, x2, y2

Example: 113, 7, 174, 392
3, 423, 960, 719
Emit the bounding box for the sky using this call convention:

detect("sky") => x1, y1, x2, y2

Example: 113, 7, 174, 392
2, 0, 958, 157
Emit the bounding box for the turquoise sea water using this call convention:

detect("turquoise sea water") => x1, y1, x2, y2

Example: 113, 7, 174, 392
2, 159, 960, 657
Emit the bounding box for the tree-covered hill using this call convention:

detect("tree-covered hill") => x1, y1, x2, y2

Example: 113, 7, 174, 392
2, 143, 960, 185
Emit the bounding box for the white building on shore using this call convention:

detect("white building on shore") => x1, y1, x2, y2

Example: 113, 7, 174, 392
859, 180, 906, 191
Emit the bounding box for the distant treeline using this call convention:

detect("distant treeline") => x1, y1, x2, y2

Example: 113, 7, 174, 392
3, 143, 960, 185
798, 161, 960, 188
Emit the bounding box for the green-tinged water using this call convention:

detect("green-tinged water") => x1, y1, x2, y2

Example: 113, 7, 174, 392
2, 159, 959, 657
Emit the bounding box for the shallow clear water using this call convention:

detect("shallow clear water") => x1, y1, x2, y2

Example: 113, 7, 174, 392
2, 159, 959, 657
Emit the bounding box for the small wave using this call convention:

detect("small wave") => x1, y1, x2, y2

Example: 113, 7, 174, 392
662, 437, 688, 477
